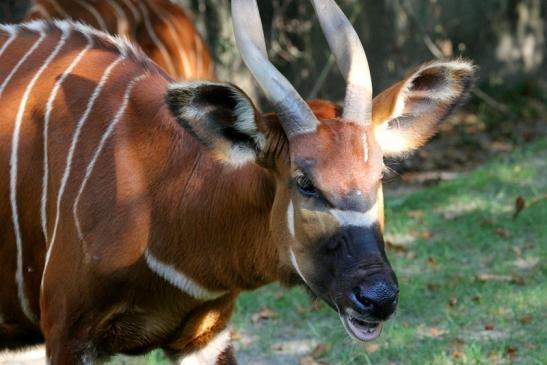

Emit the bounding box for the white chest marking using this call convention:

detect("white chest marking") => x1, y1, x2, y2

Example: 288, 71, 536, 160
144, 249, 227, 301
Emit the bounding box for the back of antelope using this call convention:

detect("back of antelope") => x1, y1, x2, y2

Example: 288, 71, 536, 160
25, 0, 214, 79
0, 0, 474, 364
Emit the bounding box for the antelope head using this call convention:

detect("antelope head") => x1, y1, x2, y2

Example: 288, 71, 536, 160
167, 0, 474, 341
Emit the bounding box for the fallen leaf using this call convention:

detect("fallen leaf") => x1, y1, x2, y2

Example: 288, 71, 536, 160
476, 273, 512, 283
364, 342, 380, 353
385, 240, 409, 253
495, 227, 511, 239
407, 209, 424, 219
513, 257, 539, 270
427, 327, 446, 337
251, 307, 278, 323
427, 256, 439, 268
506, 346, 518, 359
512, 246, 522, 256
310, 343, 330, 359
300, 356, 327, 365
513, 196, 526, 219
471, 294, 481, 303
484, 323, 495, 330
420, 231, 433, 239
451, 350, 463, 359
448, 296, 458, 307
519, 315, 532, 325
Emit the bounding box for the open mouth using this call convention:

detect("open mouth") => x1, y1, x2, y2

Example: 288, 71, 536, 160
341, 312, 383, 341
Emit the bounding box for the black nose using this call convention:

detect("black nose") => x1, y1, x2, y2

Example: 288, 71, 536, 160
352, 281, 398, 320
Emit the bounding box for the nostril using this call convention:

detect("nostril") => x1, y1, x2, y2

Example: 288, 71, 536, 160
352, 287, 374, 310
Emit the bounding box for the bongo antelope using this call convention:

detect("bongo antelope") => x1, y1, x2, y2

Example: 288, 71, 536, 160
25, 0, 213, 79
0, 0, 474, 363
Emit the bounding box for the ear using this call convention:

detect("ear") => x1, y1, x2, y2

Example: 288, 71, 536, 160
371, 60, 476, 156
166, 81, 266, 166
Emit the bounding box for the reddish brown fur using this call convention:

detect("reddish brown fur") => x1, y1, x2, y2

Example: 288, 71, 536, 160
0, 18, 474, 363
25, 0, 214, 79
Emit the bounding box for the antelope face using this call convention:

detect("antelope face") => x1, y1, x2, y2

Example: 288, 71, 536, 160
168, 0, 475, 343
284, 116, 396, 340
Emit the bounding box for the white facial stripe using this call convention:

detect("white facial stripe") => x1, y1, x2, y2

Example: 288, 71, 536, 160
330, 201, 379, 228
289, 248, 311, 286
137, 1, 176, 76
42, 33, 93, 242
287, 200, 295, 237
44, 56, 124, 288
144, 249, 226, 301
73, 73, 148, 239
179, 327, 231, 365
8, 28, 49, 324
75, 0, 109, 33
363, 132, 369, 162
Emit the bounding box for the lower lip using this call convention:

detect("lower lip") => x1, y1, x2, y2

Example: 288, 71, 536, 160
342, 314, 383, 341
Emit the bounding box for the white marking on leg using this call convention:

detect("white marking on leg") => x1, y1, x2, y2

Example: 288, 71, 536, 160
42, 32, 93, 241
75, 0, 109, 33
144, 249, 226, 301
45, 0, 70, 18
105, 0, 130, 36
8, 28, 49, 323
0, 30, 46, 98
43, 56, 124, 288
137, 1, 176, 76
0, 27, 18, 59
179, 327, 231, 365
72, 73, 148, 239
329, 201, 379, 228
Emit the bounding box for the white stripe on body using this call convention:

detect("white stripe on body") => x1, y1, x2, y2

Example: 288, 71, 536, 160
75, 0, 109, 33
144, 249, 226, 301
7, 27, 49, 323
31, 4, 52, 19
178, 327, 231, 365
72, 73, 148, 239
43, 56, 125, 287
136, 1, 176, 76
147, 3, 190, 78
120, 0, 141, 24
0, 27, 18, 59
44, 0, 71, 18
0, 30, 46, 98
105, 0, 130, 36
329, 201, 379, 228
41, 32, 93, 242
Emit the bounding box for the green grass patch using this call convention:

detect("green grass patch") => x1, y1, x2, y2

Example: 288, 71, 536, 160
111, 139, 547, 365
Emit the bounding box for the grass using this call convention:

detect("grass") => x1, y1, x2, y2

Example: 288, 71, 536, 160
110, 139, 546, 365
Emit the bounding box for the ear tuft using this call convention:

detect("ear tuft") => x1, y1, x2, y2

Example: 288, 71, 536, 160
166, 81, 265, 166
373, 59, 476, 156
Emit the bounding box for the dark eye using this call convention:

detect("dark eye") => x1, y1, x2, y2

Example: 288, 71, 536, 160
296, 174, 319, 197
